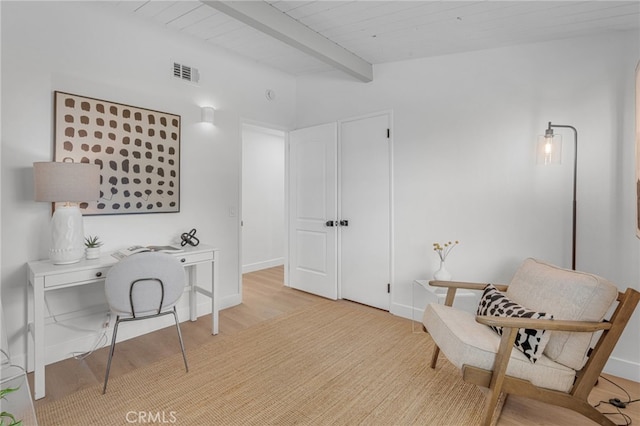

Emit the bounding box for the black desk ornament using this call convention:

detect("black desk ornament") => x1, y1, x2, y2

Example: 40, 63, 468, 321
180, 228, 200, 247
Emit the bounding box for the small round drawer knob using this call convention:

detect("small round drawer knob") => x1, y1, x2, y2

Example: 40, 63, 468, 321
180, 258, 186, 263
96, 272, 103, 277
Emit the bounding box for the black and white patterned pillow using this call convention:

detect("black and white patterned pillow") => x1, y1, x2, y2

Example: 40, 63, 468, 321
477, 284, 553, 363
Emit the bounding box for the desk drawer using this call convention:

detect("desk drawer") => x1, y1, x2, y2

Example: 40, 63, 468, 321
44, 267, 110, 288
176, 251, 214, 266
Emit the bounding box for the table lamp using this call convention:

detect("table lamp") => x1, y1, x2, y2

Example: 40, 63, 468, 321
33, 159, 100, 264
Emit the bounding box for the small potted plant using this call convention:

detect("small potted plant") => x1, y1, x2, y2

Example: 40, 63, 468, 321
84, 235, 102, 260
1, 386, 23, 426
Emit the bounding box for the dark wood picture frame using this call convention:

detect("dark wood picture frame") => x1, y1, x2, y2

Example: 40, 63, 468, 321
54, 91, 180, 215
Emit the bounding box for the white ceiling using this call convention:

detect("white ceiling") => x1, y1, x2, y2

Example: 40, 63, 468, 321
111, 1, 640, 79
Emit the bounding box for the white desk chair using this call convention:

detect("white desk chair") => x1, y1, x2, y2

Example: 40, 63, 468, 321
103, 251, 189, 394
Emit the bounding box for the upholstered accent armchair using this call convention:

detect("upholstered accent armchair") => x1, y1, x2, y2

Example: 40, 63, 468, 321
422, 258, 639, 426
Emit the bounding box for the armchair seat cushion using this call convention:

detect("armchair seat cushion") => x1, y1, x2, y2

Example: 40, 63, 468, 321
423, 303, 576, 393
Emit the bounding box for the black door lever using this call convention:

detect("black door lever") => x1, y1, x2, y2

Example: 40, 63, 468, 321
339, 220, 349, 227
325, 220, 336, 227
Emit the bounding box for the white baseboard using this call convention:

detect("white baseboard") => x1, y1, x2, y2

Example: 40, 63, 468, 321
18, 291, 244, 372
389, 301, 420, 322
219, 293, 242, 311
242, 258, 284, 274
603, 356, 640, 382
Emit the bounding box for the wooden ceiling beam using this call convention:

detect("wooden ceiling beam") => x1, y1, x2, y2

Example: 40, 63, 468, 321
200, 0, 373, 82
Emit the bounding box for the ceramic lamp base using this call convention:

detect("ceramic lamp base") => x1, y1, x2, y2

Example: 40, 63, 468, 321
49, 204, 85, 264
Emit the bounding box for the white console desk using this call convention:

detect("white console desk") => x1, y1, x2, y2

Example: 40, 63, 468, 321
27, 243, 219, 400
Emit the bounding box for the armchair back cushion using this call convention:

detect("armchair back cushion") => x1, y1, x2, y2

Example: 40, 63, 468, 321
506, 258, 618, 370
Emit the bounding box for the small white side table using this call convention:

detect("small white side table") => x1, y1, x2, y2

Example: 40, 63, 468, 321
412, 279, 477, 333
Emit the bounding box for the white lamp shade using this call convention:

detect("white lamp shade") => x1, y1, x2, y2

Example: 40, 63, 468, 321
536, 133, 562, 165
33, 161, 100, 202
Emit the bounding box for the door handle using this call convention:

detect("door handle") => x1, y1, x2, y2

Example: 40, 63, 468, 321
325, 220, 336, 227
339, 220, 349, 227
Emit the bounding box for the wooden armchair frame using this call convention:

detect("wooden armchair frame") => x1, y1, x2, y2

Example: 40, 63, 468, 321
427, 280, 640, 426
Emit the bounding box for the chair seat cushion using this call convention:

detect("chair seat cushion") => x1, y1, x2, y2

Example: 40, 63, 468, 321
423, 303, 576, 393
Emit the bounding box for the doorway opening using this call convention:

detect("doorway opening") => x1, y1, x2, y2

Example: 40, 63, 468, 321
241, 123, 286, 274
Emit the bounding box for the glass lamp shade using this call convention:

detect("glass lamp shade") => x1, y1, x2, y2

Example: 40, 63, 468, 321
33, 161, 100, 264
536, 133, 562, 165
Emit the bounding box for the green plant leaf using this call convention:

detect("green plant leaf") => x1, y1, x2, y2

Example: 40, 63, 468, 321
0, 387, 19, 399
1, 386, 24, 426
84, 235, 102, 248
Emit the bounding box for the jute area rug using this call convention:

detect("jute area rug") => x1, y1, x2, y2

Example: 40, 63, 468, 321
36, 300, 484, 425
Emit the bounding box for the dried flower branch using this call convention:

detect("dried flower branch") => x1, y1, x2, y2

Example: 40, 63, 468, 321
433, 240, 459, 261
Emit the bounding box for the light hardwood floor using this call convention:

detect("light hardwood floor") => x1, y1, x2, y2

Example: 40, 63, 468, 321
32, 266, 639, 425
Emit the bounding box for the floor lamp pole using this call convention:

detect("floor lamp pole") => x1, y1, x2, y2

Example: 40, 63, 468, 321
548, 123, 578, 270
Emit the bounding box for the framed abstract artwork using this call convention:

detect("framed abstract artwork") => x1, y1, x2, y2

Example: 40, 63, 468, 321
54, 91, 180, 215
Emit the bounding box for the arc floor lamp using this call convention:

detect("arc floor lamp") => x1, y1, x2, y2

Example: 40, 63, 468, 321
538, 122, 578, 270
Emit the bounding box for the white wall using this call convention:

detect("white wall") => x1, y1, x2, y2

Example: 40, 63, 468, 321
1, 1, 296, 367
241, 124, 285, 273
295, 31, 640, 381
2, 0, 639, 382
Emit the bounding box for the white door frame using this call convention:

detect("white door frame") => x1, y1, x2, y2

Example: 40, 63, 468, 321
239, 118, 290, 296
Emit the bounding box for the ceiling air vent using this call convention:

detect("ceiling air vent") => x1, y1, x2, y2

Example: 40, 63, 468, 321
172, 62, 199, 83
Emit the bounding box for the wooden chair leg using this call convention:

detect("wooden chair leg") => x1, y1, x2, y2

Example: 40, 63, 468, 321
574, 400, 616, 426
428, 287, 459, 369
482, 327, 518, 426
483, 390, 508, 426
430, 346, 440, 368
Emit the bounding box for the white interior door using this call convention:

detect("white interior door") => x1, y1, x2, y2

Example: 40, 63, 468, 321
288, 123, 338, 299
339, 113, 391, 310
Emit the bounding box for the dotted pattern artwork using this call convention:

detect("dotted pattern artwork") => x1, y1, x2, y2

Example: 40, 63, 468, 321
54, 91, 180, 215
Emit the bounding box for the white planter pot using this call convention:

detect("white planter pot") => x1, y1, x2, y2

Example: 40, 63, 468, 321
85, 247, 101, 260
